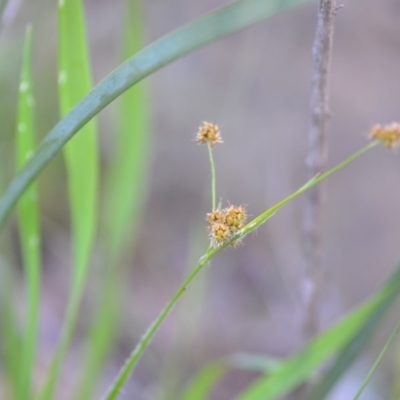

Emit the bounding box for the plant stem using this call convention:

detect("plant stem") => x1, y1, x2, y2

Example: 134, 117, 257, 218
102, 245, 218, 400
353, 317, 400, 400
302, 0, 338, 339
208, 143, 216, 210
101, 142, 376, 400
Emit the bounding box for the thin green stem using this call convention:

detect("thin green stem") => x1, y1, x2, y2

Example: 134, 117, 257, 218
353, 318, 400, 400
101, 142, 376, 400
208, 143, 216, 210
16, 25, 41, 400
102, 245, 218, 400
239, 142, 377, 238
306, 141, 377, 188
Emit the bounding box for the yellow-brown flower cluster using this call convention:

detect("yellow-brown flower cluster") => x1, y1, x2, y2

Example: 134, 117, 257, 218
207, 205, 247, 247
196, 121, 223, 148
370, 123, 400, 149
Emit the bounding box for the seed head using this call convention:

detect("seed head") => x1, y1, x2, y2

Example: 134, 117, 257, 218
196, 121, 223, 148
224, 205, 247, 230
206, 204, 247, 247
210, 222, 231, 245
206, 209, 226, 225
370, 123, 400, 149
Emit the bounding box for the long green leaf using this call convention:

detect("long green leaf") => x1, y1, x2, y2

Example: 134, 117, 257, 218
58, 0, 98, 298
101, 143, 375, 400
0, 0, 310, 231
236, 260, 400, 400
37, 0, 98, 399
353, 318, 400, 400
308, 290, 399, 400
15, 25, 41, 400
0, 256, 20, 399
76, 1, 149, 398
104, 0, 149, 259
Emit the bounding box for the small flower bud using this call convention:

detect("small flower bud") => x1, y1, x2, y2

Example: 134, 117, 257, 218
224, 205, 247, 230
207, 209, 226, 224
206, 204, 247, 248
210, 222, 231, 245
370, 123, 400, 149
196, 121, 223, 148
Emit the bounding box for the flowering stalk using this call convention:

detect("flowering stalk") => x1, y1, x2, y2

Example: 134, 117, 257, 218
207, 143, 217, 210
197, 121, 222, 210
101, 131, 381, 400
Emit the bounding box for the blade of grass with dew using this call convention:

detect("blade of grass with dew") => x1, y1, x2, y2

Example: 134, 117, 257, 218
75, 1, 149, 398
15, 25, 41, 400
236, 258, 400, 400
101, 143, 376, 400
36, 1, 98, 399
352, 318, 400, 400
177, 354, 280, 400
0, 0, 312, 231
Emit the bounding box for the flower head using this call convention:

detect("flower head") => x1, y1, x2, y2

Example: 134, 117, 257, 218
224, 205, 247, 231
207, 204, 247, 247
209, 222, 231, 245
196, 121, 223, 148
206, 209, 226, 225
370, 123, 400, 149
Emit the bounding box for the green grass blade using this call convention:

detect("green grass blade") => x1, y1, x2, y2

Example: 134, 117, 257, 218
353, 318, 400, 400
0, 257, 20, 399
101, 144, 374, 400
235, 261, 400, 400
75, 1, 149, 397
104, 0, 149, 259
0, 0, 310, 231
36, 0, 98, 399
58, 0, 98, 298
15, 25, 41, 400
308, 292, 398, 400
158, 225, 209, 399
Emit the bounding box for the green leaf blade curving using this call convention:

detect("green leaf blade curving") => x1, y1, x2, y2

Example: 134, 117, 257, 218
235, 260, 400, 400
15, 25, 42, 400
36, 0, 98, 398
0, 0, 310, 231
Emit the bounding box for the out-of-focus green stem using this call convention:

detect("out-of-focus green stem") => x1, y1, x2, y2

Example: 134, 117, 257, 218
208, 143, 216, 210
353, 318, 400, 400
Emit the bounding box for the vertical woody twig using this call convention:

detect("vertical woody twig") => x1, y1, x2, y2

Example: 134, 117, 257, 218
302, 0, 337, 339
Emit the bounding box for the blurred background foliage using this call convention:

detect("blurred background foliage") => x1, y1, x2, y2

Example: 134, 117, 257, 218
1, 0, 400, 399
